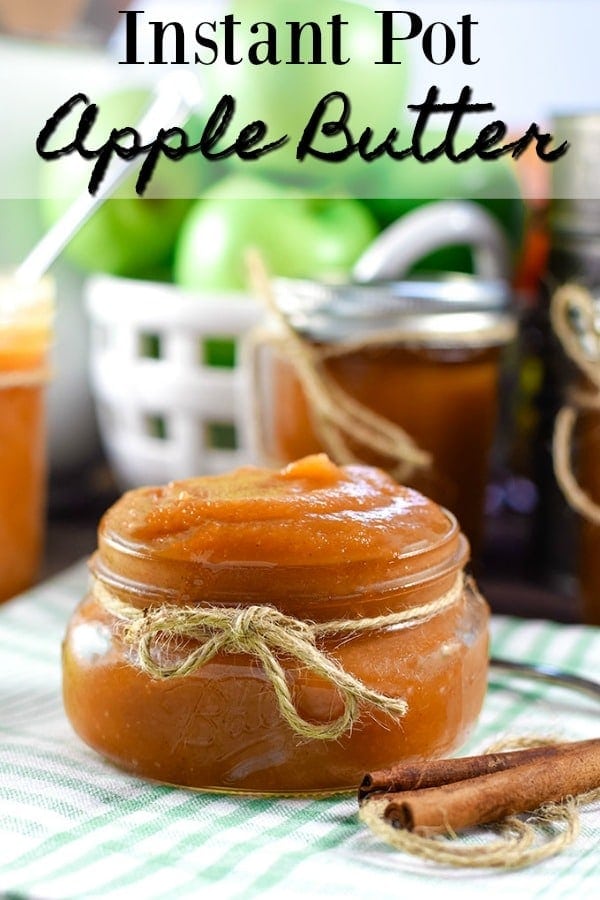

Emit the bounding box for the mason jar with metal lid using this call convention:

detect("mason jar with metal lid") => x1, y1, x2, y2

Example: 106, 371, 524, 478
247, 273, 516, 554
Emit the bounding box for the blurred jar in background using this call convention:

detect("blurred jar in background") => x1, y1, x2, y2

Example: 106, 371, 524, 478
248, 275, 516, 556
533, 113, 600, 622
0, 277, 53, 601
550, 281, 600, 626
0, 0, 130, 40
0, 0, 87, 37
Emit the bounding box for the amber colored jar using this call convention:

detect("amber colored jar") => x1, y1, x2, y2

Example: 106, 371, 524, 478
63, 454, 489, 795
533, 114, 600, 616
249, 276, 516, 552
545, 282, 600, 625
0, 277, 53, 602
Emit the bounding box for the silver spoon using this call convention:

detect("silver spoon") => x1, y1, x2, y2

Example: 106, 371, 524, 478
490, 657, 600, 703
14, 72, 202, 289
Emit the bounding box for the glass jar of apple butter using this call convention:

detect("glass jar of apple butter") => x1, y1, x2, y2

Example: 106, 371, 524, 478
0, 276, 53, 602
247, 276, 515, 553
62, 454, 489, 795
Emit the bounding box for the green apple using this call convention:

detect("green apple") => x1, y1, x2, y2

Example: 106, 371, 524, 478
40, 196, 193, 277
39, 87, 213, 277
174, 175, 378, 292
203, 0, 408, 189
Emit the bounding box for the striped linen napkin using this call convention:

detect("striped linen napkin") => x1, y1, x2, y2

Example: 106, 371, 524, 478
0, 562, 599, 899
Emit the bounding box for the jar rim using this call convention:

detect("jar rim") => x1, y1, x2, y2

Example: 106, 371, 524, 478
274, 274, 515, 347
91, 505, 468, 612
0, 275, 54, 334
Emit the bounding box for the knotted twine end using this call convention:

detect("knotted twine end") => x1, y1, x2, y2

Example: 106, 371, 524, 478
93, 574, 465, 742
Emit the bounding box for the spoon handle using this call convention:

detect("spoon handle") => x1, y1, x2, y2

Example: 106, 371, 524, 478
490, 656, 600, 702
15, 73, 202, 287
353, 201, 510, 284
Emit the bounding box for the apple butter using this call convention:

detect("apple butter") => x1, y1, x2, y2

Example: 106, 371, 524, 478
63, 454, 489, 794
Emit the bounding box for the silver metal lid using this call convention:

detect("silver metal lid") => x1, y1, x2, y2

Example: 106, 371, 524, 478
274, 274, 515, 348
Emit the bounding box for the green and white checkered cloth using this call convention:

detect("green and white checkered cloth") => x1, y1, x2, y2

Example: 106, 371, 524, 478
0, 563, 599, 899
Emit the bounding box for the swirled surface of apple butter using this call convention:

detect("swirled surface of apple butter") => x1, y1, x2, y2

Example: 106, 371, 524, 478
96, 454, 466, 618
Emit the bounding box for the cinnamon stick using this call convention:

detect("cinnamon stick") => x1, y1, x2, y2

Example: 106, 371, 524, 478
380, 739, 600, 836
359, 739, 598, 802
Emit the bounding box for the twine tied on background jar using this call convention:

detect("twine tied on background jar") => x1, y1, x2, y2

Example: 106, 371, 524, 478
246, 251, 433, 485
551, 283, 600, 524
246, 251, 516, 489
244, 251, 516, 552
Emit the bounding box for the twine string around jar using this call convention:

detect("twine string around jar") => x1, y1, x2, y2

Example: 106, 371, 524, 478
551, 283, 600, 525
92, 572, 466, 742
359, 736, 600, 869
246, 251, 433, 484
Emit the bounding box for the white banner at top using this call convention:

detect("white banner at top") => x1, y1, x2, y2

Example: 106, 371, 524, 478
0, 0, 597, 200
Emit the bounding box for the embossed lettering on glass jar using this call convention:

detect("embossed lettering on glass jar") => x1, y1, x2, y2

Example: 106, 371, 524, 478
63, 454, 489, 795
248, 275, 515, 553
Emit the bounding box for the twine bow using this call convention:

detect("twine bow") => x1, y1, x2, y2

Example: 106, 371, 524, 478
551, 284, 600, 524
94, 574, 465, 741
